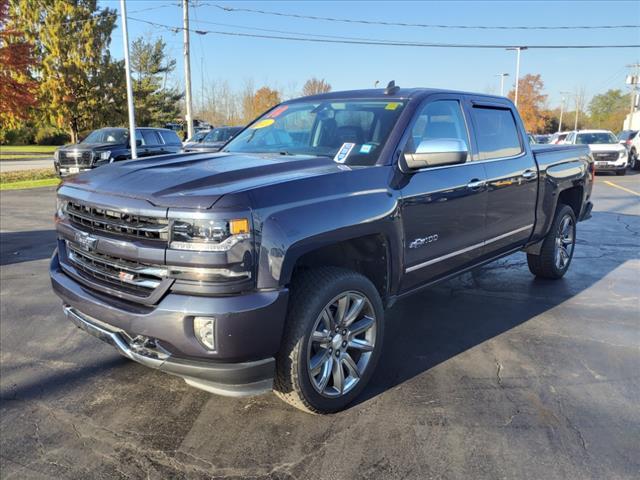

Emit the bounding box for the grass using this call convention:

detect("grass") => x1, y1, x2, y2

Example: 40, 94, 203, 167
0, 154, 52, 161
0, 168, 59, 190
0, 145, 58, 154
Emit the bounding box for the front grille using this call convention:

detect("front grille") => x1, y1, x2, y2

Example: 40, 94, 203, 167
59, 151, 93, 167
66, 201, 169, 241
593, 152, 619, 162
66, 241, 167, 297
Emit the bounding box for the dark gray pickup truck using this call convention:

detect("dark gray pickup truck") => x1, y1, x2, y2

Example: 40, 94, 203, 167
50, 86, 594, 413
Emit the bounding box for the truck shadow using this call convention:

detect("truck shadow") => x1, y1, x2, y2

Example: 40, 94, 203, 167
0, 230, 57, 266
355, 209, 638, 406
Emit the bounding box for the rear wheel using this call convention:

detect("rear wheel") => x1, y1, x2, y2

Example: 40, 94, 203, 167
527, 204, 576, 279
274, 267, 384, 414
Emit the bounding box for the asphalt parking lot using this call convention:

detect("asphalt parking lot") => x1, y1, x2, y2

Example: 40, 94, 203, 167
1, 173, 638, 480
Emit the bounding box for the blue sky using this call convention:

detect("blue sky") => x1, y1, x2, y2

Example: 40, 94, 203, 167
102, 0, 640, 108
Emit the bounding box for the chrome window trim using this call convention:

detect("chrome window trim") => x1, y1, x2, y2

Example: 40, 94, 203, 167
405, 224, 533, 273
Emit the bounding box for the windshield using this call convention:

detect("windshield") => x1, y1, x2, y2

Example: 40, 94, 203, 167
82, 129, 127, 144
189, 131, 208, 143
576, 132, 618, 145
204, 127, 241, 143
223, 100, 407, 164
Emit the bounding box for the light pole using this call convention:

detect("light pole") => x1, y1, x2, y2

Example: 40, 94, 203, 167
119, 0, 137, 159
506, 47, 527, 107
558, 91, 571, 133
496, 73, 510, 96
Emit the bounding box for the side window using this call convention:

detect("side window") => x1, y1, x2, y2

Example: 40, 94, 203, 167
141, 130, 159, 145
159, 130, 181, 145
409, 100, 469, 156
135, 130, 145, 146
471, 107, 523, 160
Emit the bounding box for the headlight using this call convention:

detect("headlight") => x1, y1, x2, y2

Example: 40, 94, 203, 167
619, 150, 627, 159
99, 151, 111, 161
169, 218, 250, 251
54, 150, 59, 161
56, 197, 67, 219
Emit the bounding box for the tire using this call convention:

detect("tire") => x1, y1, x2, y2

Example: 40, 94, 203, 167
274, 267, 385, 414
630, 149, 640, 171
616, 169, 627, 176
527, 204, 576, 279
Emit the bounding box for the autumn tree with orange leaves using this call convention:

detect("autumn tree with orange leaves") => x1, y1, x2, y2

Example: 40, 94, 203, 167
243, 86, 282, 120
0, 0, 38, 129
508, 74, 548, 133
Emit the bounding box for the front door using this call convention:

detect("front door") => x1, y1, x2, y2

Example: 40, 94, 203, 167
399, 97, 488, 292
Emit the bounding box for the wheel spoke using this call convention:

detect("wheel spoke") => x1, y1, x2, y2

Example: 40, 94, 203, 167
335, 295, 349, 325
321, 308, 335, 331
349, 315, 374, 337
316, 357, 333, 391
342, 353, 360, 379
559, 246, 569, 267
309, 348, 331, 375
332, 355, 345, 393
311, 329, 331, 345
343, 295, 365, 327
348, 338, 374, 352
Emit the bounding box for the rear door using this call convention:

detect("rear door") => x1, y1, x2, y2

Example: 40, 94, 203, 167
141, 130, 162, 156
398, 95, 488, 292
469, 100, 537, 255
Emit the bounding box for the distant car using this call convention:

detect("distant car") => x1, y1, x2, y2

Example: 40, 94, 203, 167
54, 127, 183, 177
183, 126, 243, 153
564, 129, 628, 176
617, 130, 638, 151
548, 131, 572, 145
627, 131, 640, 170
535, 134, 551, 144
182, 129, 211, 149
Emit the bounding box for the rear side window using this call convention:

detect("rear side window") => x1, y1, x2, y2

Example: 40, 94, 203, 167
158, 130, 182, 145
472, 107, 523, 160
141, 130, 160, 145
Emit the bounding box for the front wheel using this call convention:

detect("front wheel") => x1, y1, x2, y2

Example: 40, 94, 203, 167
527, 204, 577, 279
274, 267, 384, 414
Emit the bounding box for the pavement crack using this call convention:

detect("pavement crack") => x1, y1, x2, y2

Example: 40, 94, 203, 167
495, 359, 504, 387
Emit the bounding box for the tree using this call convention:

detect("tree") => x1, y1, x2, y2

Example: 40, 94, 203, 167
508, 74, 547, 133
244, 86, 281, 120
0, 0, 38, 129
130, 37, 182, 127
589, 89, 630, 132
10, 0, 126, 143
302, 77, 332, 96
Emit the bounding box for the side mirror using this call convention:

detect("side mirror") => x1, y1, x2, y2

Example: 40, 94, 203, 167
404, 139, 468, 169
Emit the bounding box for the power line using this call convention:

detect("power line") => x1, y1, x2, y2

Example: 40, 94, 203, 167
128, 17, 640, 50
206, 3, 640, 31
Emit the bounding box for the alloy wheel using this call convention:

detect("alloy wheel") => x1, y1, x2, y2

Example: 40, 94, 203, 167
306, 291, 377, 398
554, 215, 575, 271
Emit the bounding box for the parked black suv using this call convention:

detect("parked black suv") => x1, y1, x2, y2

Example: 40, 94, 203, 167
54, 127, 182, 177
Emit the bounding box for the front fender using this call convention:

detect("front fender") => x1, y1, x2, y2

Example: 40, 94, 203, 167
256, 190, 402, 291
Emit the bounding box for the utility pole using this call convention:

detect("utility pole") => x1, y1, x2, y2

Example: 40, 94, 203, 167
183, 0, 194, 140
496, 73, 510, 96
507, 47, 527, 107
119, 0, 137, 159
574, 91, 580, 132
626, 63, 640, 126
558, 92, 571, 133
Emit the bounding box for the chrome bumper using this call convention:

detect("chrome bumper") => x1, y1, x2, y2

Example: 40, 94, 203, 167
63, 305, 275, 397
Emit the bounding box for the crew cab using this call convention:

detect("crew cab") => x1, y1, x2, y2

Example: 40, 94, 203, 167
50, 86, 593, 413
564, 129, 628, 175
54, 127, 182, 177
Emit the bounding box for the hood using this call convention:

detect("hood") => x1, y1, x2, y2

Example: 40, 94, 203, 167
588, 143, 625, 153
60, 152, 347, 209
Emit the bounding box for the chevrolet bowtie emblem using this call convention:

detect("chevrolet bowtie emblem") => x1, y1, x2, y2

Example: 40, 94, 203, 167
74, 231, 98, 251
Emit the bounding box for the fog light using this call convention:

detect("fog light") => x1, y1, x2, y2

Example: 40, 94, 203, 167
194, 317, 216, 350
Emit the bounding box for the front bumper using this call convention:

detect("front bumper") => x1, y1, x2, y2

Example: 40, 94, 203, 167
50, 251, 289, 396
593, 159, 627, 172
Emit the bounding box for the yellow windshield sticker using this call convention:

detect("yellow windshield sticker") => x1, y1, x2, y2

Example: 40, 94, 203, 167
250, 118, 275, 129
385, 102, 401, 110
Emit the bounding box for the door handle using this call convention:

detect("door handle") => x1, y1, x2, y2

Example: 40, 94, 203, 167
522, 169, 538, 180
467, 179, 486, 190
